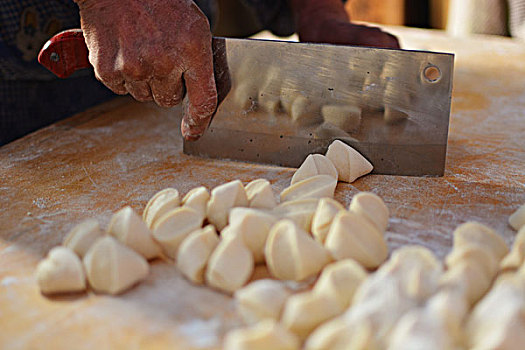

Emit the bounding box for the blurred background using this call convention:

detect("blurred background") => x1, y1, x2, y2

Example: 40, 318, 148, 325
346, 0, 525, 40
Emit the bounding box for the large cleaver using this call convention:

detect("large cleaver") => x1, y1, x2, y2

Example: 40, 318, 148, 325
39, 29, 454, 176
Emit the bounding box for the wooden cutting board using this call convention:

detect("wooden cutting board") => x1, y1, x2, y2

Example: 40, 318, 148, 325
1, 26, 524, 350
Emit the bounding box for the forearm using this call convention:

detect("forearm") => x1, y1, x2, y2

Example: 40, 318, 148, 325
289, 0, 349, 25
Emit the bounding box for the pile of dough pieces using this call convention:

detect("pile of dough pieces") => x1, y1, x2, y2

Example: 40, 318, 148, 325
35, 139, 373, 296
34, 139, 525, 350
227, 208, 525, 350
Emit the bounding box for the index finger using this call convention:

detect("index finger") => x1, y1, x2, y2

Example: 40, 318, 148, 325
181, 43, 218, 140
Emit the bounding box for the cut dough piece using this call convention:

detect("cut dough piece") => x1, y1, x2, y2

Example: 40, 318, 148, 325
36, 247, 86, 294
207, 180, 249, 231
290, 95, 322, 126
291, 154, 338, 185
439, 261, 492, 305
325, 140, 373, 183
388, 307, 457, 350
282, 291, 343, 340
265, 220, 331, 281
347, 275, 419, 346
349, 192, 389, 233
152, 207, 203, 258
445, 245, 498, 277
425, 289, 469, 344
313, 259, 367, 309
381, 246, 443, 302
311, 198, 345, 244
273, 198, 319, 232
325, 211, 388, 269
321, 104, 362, 132
453, 221, 508, 262
62, 218, 103, 258
234, 279, 291, 325
223, 319, 300, 350
225, 208, 278, 263
500, 226, 525, 271
205, 235, 254, 293
245, 179, 277, 210
83, 236, 148, 295
142, 188, 180, 229
108, 206, 161, 260
177, 225, 219, 284
181, 186, 210, 220
509, 204, 525, 231
280, 175, 337, 202
466, 277, 525, 350
305, 317, 378, 350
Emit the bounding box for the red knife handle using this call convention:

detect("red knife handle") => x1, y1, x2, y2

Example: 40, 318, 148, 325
38, 29, 90, 78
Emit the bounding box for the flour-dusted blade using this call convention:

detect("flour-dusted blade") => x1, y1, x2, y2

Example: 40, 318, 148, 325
184, 37, 454, 176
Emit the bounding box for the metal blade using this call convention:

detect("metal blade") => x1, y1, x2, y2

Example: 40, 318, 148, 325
184, 37, 454, 176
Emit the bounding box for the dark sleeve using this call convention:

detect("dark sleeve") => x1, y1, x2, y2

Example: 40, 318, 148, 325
240, 0, 295, 37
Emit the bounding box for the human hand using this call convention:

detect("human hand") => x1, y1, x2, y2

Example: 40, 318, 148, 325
291, 0, 400, 49
75, 0, 217, 140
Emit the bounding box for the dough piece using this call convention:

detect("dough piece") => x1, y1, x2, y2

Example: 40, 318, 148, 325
509, 204, 525, 231
347, 275, 419, 346
325, 140, 373, 183
439, 261, 492, 305
325, 211, 388, 269
152, 207, 204, 258
108, 206, 161, 260
313, 259, 367, 309
311, 198, 345, 244
388, 307, 457, 350
62, 218, 103, 258
142, 188, 180, 229
291, 154, 338, 185
181, 186, 210, 220
426, 289, 469, 343
205, 235, 254, 293
234, 279, 291, 325
500, 226, 525, 271
265, 220, 331, 281
223, 319, 300, 350
381, 246, 443, 302
349, 192, 389, 233
245, 179, 277, 210
176, 225, 219, 284
83, 236, 149, 295
445, 245, 498, 277
282, 291, 343, 340
280, 175, 337, 202
453, 221, 509, 262
305, 317, 378, 350
206, 180, 249, 231
466, 277, 525, 350
273, 198, 319, 232
225, 208, 278, 263
321, 104, 362, 132
290, 95, 322, 126
36, 247, 86, 294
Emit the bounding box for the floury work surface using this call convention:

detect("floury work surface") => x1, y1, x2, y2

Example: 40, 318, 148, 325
0, 26, 524, 349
